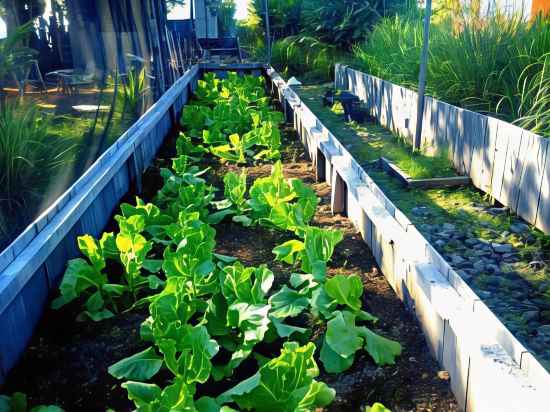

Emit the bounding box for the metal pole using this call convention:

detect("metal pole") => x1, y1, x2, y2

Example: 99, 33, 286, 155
414, 0, 432, 151
264, 0, 271, 64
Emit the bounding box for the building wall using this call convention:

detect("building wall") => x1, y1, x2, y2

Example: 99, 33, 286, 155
194, 0, 218, 39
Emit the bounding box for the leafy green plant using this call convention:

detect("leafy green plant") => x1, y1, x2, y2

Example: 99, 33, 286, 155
210, 262, 275, 379
320, 309, 401, 373
52, 214, 161, 320
0, 22, 37, 97
217, 342, 335, 412
353, 14, 550, 137
366, 402, 392, 412
118, 67, 150, 118
180, 73, 282, 164
273, 226, 343, 279
248, 161, 319, 233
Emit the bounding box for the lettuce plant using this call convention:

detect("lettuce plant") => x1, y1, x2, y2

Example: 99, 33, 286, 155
248, 161, 318, 234
52, 214, 161, 321
217, 342, 335, 412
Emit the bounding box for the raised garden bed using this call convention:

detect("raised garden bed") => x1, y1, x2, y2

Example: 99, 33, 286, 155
282, 75, 550, 410
379, 157, 470, 189
291, 81, 550, 372
0, 70, 458, 411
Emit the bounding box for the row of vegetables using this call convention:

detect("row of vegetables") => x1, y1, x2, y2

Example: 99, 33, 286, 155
2, 73, 399, 412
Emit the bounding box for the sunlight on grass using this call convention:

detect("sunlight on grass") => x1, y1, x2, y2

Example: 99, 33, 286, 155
294, 84, 455, 179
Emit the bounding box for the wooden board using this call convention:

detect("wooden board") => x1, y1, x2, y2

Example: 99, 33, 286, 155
535, 140, 550, 232
516, 134, 548, 224
489, 120, 509, 200
499, 122, 527, 211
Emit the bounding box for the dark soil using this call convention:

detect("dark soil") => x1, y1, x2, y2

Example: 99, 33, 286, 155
2, 124, 458, 411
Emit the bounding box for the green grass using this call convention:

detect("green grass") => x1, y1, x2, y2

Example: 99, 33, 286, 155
294, 84, 455, 179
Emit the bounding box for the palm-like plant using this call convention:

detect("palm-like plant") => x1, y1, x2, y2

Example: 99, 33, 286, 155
0, 21, 37, 103
118, 67, 149, 118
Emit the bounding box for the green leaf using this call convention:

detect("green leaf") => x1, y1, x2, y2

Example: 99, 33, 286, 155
272, 239, 304, 264
325, 274, 363, 312
365, 402, 392, 412
158, 324, 219, 384
270, 316, 308, 338
108, 347, 163, 381
325, 311, 363, 359
122, 381, 162, 407
310, 286, 337, 319
143, 259, 163, 273
218, 342, 334, 412
358, 327, 402, 366
268, 286, 309, 318
320, 336, 355, 373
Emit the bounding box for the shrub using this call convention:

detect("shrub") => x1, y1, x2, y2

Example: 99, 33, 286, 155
0, 102, 74, 241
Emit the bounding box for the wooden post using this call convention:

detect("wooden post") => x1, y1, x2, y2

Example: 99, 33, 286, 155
414, 0, 432, 151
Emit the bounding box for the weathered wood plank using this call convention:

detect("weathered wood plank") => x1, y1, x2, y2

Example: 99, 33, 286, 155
0, 265, 49, 377
535, 140, 550, 232
489, 121, 509, 200
516, 134, 548, 224
496, 124, 525, 211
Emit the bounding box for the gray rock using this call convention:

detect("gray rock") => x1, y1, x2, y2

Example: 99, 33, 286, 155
510, 222, 530, 234
484, 275, 501, 287
486, 264, 500, 274
450, 254, 466, 265
442, 223, 456, 232
537, 325, 550, 337
412, 206, 430, 216
488, 207, 509, 215
435, 239, 446, 248
492, 243, 513, 254
523, 311, 539, 322
473, 261, 486, 272
465, 238, 479, 247
457, 270, 472, 281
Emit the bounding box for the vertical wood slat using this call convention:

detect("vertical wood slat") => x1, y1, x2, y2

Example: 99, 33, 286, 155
499, 123, 526, 211
516, 134, 548, 224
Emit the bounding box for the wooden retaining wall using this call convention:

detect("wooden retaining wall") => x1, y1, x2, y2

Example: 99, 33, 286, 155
267, 67, 550, 412
0, 65, 200, 382
335, 64, 550, 235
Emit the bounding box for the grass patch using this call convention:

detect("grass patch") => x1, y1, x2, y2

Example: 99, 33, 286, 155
293, 85, 455, 179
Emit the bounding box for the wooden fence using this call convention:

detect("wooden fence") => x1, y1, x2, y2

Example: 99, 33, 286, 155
269, 67, 550, 411
335, 64, 550, 234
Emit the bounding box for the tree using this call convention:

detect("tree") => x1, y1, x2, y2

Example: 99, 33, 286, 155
248, 0, 304, 39
300, 0, 405, 50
